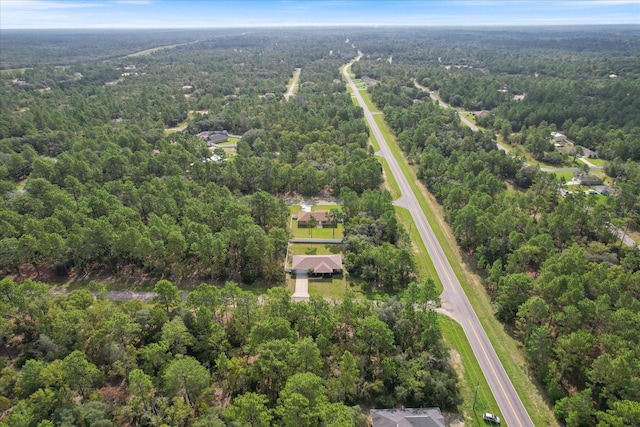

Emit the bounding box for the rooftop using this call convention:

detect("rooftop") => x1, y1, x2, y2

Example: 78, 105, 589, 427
291, 255, 342, 273
371, 408, 446, 427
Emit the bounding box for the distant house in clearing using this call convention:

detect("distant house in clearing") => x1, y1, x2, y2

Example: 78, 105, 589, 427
360, 75, 377, 86
197, 131, 229, 146
371, 408, 446, 427
551, 132, 567, 144
291, 255, 342, 277
474, 110, 489, 117
574, 171, 603, 186
576, 145, 597, 159
297, 211, 331, 227
206, 134, 229, 146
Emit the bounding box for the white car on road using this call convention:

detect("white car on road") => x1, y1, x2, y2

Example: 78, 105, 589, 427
483, 413, 500, 424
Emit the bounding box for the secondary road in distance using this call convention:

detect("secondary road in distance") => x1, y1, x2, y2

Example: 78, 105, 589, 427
343, 55, 534, 427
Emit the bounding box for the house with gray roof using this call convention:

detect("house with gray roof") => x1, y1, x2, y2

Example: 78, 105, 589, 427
371, 408, 446, 427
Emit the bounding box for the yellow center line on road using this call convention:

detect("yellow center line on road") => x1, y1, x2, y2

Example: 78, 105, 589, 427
469, 319, 522, 427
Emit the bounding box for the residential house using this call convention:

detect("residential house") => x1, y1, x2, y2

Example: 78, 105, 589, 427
551, 132, 567, 144
298, 211, 331, 228
575, 145, 597, 159
207, 134, 229, 146
197, 131, 229, 146
371, 408, 446, 427
291, 255, 342, 277
361, 75, 377, 86
574, 171, 603, 186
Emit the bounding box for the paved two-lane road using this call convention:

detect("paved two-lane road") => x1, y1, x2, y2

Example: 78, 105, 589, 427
344, 56, 533, 427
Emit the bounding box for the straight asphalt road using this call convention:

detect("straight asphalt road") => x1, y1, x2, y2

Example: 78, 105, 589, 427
344, 56, 534, 427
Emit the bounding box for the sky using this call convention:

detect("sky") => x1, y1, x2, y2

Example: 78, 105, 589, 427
1, 0, 639, 29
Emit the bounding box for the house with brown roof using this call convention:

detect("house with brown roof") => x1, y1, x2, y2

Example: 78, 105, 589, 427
291, 255, 342, 277
297, 211, 332, 227
371, 408, 446, 427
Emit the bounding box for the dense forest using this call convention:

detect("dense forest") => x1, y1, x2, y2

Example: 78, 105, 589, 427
0, 29, 457, 426
2, 26, 640, 426
350, 27, 640, 426
0, 277, 458, 426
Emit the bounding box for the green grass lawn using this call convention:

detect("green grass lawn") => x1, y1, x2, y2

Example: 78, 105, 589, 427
588, 193, 608, 206
308, 274, 350, 300
291, 222, 343, 239
584, 157, 608, 166
552, 170, 575, 182
311, 205, 341, 212
288, 205, 303, 215
288, 243, 342, 256
217, 138, 239, 147
460, 111, 477, 125
359, 89, 380, 112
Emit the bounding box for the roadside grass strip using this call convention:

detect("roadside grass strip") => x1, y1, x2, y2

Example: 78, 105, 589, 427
439, 315, 501, 424
395, 207, 442, 293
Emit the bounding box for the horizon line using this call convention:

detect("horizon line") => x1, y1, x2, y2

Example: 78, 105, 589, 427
3, 23, 640, 30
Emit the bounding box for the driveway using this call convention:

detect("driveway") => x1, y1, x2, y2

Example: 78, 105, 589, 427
292, 271, 309, 301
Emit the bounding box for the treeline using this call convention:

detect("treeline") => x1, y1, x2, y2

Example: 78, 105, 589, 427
0, 278, 460, 426
360, 65, 640, 426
